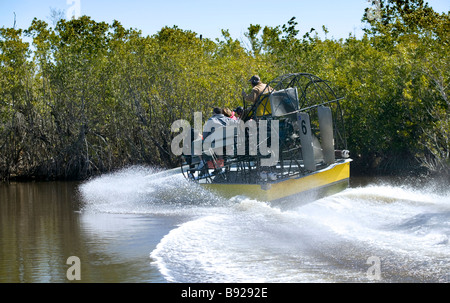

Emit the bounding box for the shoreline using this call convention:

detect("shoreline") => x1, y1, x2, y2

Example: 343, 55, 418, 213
2, 161, 448, 185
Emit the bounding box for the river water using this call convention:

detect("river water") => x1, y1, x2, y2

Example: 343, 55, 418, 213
0, 166, 449, 283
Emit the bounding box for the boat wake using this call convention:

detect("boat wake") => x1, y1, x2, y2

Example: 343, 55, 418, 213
79, 166, 450, 282
78, 166, 230, 215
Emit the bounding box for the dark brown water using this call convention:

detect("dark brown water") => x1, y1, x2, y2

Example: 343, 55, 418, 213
0, 181, 179, 282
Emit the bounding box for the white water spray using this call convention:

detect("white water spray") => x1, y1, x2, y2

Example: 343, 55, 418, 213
78, 167, 450, 282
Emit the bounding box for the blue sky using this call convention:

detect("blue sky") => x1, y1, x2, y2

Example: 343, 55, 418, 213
1, 0, 449, 41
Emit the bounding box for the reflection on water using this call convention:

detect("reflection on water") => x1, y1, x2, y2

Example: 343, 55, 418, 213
0, 182, 177, 283
0, 182, 78, 282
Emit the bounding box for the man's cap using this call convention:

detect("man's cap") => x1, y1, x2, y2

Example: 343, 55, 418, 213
248, 75, 260, 83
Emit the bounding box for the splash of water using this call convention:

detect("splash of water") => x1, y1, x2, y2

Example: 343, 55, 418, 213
78, 167, 450, 282
78, 165, 228, 215
150, 184, 450, 282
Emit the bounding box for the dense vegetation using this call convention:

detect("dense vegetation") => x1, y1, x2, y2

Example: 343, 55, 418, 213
0, 0, 448, 181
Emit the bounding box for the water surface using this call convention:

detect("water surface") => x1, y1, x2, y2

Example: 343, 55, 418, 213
1, 167, 449, 282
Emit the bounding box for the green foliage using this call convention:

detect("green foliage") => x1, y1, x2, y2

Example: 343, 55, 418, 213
0, 16, 260, 180
0, 1, 448, 180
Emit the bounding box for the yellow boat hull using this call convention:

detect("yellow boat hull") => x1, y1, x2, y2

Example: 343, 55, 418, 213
201, 159, 351, 205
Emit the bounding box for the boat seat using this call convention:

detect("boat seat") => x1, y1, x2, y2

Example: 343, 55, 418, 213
269, 87, 299, 117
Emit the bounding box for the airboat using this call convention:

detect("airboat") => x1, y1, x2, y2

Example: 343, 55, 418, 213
180, 73, 351, 206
